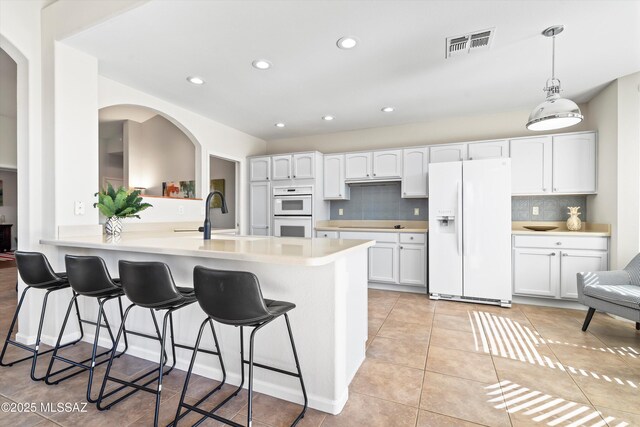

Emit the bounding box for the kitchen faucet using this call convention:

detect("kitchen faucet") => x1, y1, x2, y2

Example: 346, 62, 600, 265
202, 191, 228, 240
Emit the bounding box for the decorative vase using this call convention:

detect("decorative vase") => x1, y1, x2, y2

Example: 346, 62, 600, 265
566, 207, 582, 231
105, 216, 123, 236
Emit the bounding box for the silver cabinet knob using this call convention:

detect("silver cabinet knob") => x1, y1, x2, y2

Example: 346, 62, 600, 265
288, 175, 290, 178
562, 253, 568, 257
556, 242, 562, 245
266, 226, 269, 229
339, 194, 342, 197
469, 157, 473, 160
400, 246, 404, 249
403, 192, 406, 195
366, 174, 370, 177
550, 252, 556, 256
542, 188, 546, 191
373, 173, 376, 176
293, 175, 296, 178
554, 188, 558, 191
410, 236, 414, 240
267, 177, 270, 180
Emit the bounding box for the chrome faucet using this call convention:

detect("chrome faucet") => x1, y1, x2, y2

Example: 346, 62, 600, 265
202, 191, 228, 240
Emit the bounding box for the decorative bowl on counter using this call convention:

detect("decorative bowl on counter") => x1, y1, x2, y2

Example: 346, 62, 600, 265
523, 225, 559, 232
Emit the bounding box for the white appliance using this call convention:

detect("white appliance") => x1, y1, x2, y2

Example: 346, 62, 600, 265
428, 158, 512, 307
273, 186, 313, 237
273, 216, 313, 238
273, 186, 313, 216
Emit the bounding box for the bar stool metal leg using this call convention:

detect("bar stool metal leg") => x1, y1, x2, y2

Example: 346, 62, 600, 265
0, 286, 84, 381
44, 293, 126, 402
171, 318, 227, 427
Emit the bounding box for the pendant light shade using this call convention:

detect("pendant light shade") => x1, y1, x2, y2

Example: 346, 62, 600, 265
526, 25, 583, 131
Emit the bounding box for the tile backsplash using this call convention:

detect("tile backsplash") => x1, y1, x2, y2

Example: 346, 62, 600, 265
330, 182, 428, 221
512, 196, 587, 222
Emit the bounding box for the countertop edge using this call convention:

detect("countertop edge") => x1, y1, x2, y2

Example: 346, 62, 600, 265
39, 238, 376, 267
315, 227, 428, 233
511, 231, 611, 237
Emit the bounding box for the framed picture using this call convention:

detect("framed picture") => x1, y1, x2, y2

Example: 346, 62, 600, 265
162, 180, 196, 198
210, 179, 225, 208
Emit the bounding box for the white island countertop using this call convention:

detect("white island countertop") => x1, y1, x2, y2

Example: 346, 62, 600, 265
41, 231, 375, 266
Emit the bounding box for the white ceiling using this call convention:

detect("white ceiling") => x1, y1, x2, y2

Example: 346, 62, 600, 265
64, 0, 640, 141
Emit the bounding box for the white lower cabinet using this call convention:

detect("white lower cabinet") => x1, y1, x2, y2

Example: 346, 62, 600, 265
369, 243, 399, 283
399, 244, 426, 285
512, 235, 608, 300
338, 231, 427, 288
559, 250, 608, 299
513, 248, 560, 297
315, 231, 339, 238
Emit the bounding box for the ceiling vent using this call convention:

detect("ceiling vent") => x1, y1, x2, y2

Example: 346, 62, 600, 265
446, 28, 495, 58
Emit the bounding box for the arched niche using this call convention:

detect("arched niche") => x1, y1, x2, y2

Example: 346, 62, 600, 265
98, 104, 202, 198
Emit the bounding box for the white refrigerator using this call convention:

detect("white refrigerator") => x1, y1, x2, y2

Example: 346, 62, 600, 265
428, 158, 512, 306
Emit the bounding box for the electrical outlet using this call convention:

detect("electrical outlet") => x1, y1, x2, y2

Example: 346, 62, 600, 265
338, 208, 344, 216
414, 208, 420, 216
532, 206, 539, 216
74, 201, 85, 216
178, 205, 185, 215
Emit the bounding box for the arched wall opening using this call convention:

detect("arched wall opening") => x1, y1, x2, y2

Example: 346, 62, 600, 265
98, 104, 202, 199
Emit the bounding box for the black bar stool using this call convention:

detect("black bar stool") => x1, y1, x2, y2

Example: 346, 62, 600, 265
173, 266, 308, 427
0, 251, 83, 381
96, 260, 226, 427
44, 255, 129, 402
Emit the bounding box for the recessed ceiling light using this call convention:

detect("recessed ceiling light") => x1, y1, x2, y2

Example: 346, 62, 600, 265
337, 36, 358, 49
252, 59, 272, 70
381, 107, 395, 113
186, 76, 205, 85
322, 115, 335, 121
275, 122, 285, 128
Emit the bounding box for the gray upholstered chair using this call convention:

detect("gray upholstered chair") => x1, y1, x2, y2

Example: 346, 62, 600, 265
577, 253, 640, 331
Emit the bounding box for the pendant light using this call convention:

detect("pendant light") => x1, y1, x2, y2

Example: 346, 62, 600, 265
526, 25, 583, 131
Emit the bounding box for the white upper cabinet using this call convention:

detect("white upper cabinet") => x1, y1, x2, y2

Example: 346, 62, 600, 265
292, 153, 315, 179
552, 133, 597, 194
372, 150, 402, 178
323, 154, 349, 199
345, 152, 372, 180
429, 144, 468, 163
402, 147, 428, 198
468, 140, 509, 160
271, 155, 292, 180
510, 136, 552, 195
249, 157, 271, 181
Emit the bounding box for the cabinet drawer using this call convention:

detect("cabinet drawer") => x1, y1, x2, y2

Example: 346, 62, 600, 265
339, 231, 399, 243
400, 233, 425, 244
513, 235, 608, 251
316, 231, 339, 238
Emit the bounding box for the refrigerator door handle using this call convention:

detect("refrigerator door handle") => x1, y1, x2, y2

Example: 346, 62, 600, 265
456, 181, 462, 256
463, 181, 469, 256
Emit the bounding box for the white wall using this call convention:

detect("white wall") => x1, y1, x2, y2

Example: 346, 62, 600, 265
616, 71, 640, 267
266, 104, 591, 154
127, 115, 196, 196
54, 42, 99, 226
0, 48, 17, 168
586, 81, 619, 266
210, 156, 236, 229
0, 170, 17, 248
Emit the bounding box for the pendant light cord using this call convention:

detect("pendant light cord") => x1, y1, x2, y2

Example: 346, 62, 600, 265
551, 34, 556, 80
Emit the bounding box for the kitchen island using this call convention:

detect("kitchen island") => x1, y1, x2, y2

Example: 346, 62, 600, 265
40, 232, 374, 414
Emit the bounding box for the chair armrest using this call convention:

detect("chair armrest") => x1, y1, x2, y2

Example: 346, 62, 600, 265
577, 270, 632, 300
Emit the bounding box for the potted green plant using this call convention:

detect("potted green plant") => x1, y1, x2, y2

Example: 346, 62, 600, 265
94, 184, 152, 235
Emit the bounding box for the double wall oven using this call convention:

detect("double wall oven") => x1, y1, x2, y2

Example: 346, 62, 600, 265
273, 186, 313, 238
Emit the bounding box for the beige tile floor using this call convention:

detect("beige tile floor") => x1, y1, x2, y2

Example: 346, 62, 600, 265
0, 266, 639, 426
